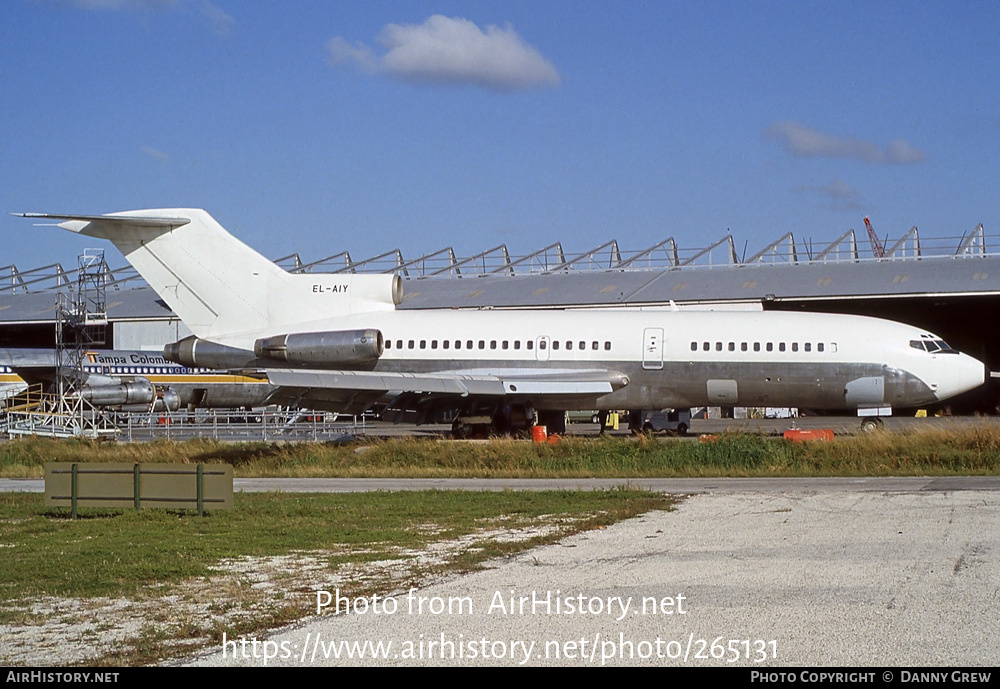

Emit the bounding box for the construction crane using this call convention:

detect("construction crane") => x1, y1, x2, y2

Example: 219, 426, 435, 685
864, 216, 885, 258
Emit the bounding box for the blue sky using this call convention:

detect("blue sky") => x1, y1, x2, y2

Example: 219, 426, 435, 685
2, 1, 998, 272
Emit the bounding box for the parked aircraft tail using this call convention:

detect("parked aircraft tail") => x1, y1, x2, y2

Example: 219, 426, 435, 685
19, 210, 401, 347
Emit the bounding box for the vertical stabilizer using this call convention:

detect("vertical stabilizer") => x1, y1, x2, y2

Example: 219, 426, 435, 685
23, 209, 401, 347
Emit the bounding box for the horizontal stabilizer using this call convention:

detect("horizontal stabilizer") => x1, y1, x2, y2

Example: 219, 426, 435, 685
15, 213, 190, 233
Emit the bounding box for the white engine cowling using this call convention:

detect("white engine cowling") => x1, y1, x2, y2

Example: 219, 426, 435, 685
253, 329, 383, 366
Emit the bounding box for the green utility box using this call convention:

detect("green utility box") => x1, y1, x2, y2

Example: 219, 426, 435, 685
45, 462, 233, 516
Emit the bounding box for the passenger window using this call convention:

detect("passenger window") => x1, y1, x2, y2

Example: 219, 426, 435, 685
385, 340, 392, 349
514, 341, 520, 350
408, 340, 414, 349
766, 343, 773, 352
539, 340, 546, 350
817, 343, 824, 352
442, 340, 449, 349
691, 342, 697, 351
728, 342, 735, 351
567, 341, 573, 350
779, 343, 786, 352
703, 342, 710, 351
804, 343, 810, 352
502, 341, 509, 350
431, 340, 438, 349
467, 340, 473, 349
420, 340, 427, 349
553, 341, 560, 350
792, 342, 798, 352
741, 342, 748, 352
715, 342, 722, 351
455, 340, 461, 349
478, 340, 485, 349
527, 341, 534, 350
604, 341, 611, 351
579, 341, 586, 350
753, 342, 760, 352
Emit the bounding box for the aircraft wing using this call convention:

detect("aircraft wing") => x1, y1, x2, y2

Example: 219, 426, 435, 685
0, 348, 64, 386
263, 367, 628, 414
0, 348, 133, 388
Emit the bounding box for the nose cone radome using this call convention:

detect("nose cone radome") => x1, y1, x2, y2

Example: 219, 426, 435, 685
935, 353, 987, 402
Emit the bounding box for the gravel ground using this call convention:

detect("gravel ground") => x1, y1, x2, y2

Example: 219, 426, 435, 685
181, 490, 1000, 667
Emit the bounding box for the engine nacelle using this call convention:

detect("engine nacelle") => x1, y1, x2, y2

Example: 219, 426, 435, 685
253, 329, 383, 366
164, 336, 256, 369
74, 377, 155, 407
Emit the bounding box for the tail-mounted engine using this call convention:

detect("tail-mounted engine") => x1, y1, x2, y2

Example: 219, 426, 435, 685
164, 329, 384, 369
253, 329, 383, 366
164, 337, 256, 369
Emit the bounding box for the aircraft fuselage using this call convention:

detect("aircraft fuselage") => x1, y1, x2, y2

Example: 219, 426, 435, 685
263, 307, 984, 413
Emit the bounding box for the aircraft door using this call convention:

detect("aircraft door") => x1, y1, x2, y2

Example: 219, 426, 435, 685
643, 328, 664, 370
535, 336, 551, 361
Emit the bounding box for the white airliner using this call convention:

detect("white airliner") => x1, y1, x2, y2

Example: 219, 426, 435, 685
0, 347, 273, 412
19, 209, 986, 434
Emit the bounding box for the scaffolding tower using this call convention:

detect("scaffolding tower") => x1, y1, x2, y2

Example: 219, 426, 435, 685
3, 251, 117, 437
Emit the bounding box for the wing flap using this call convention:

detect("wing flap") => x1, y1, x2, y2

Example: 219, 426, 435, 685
266, 369, 501, 396
264, 368, 626, 408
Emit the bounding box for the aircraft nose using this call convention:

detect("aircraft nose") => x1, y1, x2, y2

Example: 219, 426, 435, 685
936, 353, 986, 401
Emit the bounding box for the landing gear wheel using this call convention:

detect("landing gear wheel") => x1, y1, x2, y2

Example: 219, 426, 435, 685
860, 417, 884, 433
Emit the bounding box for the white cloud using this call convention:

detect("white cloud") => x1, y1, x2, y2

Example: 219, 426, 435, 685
69, 0, 233, 35
327, 15, 560, 91
199, 1, 234, 37
796, 178, 862, 212
141, 146, 169, 162
70, 0, 177, 10
883, 139, 926, 165
765, 121, 926, 165
326, 37, 378, 73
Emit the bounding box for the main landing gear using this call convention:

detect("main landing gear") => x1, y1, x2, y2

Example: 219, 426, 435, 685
450, 404, 565, 439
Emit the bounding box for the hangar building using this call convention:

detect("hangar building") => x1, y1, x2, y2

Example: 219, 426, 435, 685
2, 222, 997, 410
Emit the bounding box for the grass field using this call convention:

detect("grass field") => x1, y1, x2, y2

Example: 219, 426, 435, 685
0, 489, 672, 666
2, 427, 1000, 479
2, 426, 998, 665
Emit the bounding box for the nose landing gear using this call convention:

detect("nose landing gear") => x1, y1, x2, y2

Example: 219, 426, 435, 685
859, 417, 884, 433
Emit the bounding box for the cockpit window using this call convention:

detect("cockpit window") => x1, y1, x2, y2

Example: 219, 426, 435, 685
910, 339, 956, 353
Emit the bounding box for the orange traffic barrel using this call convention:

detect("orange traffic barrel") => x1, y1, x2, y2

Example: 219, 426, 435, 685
532, 425, 548, 443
